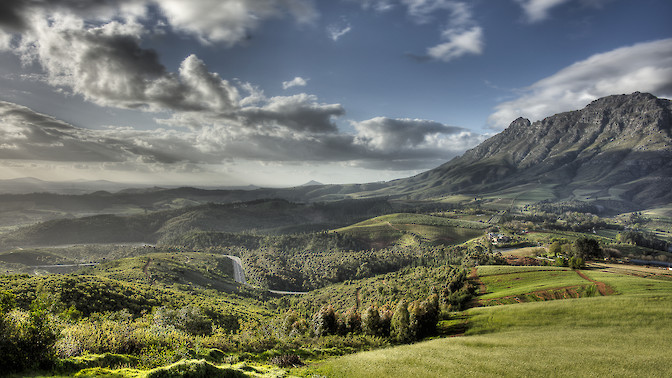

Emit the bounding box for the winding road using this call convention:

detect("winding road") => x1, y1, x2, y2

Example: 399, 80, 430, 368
224, 255, 307, 295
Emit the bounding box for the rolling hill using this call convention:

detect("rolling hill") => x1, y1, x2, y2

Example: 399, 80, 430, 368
0, 198, 393, 248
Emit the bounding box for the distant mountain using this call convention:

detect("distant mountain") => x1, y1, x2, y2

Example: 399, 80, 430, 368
0, 178, 152, 195
382, 92, 672, 210
299, 180, 323, 187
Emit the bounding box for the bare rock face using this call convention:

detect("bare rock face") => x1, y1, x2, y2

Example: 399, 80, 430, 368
390, 92, 672, 209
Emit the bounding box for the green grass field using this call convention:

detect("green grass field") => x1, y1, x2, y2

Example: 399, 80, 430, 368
477, 266, 588, 299
331, 213, 486, 247
308, 267, 672, 377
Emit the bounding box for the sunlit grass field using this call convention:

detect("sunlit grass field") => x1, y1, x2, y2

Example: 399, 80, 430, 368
331, 213, 486, 247
308, 267, 672, 377
478, 268, 588, 300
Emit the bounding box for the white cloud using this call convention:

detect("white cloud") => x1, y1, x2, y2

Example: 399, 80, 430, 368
427, 26, 483, 62
488, 38, 672, 128
0, 0, 487, 174
351, 117, 485, 169
348, 1, 484, 62
514, 0, 612, 23
282, 76, 308, 89
0, 0, 317, 47
327, 24, 352, 41
402, 0, 470, 24
411, 1, 484, 62
514, 0, 570, 22
155, 0, 317, 45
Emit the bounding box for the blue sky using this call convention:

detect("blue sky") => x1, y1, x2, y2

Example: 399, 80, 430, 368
0, 0, 671, 187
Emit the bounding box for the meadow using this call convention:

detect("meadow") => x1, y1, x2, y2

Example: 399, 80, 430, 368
309, 267, 672, 377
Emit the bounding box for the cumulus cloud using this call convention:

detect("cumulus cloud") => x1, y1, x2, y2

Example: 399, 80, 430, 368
156, 0, 318, 45
488, 38, 672, 128
8, 13, 240, 113
0, 0, 317, 46
239, 94, 345, 133
282, 76, 308, 89
0, 100, 210, 164
348, 1, 484, 62
396, 1, 484, 62
0, 0, 485, 174
350, 117, 485, 169
0, 99, 483, 172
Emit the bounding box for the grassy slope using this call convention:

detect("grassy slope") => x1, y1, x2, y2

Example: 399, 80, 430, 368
331, 213, 486, 248
310, 267, 672, 377
478, 268, 588, 299
83, 252, 239, 293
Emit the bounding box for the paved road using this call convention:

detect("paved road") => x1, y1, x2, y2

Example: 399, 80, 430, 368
224, 255, 307, 295
31, 263, 98, 268
224, 255, 247, 285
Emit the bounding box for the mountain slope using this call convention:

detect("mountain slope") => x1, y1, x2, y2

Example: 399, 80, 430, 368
384, 92, 672, 209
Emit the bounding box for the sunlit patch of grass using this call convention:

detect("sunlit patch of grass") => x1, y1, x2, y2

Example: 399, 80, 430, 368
311, 291, 672, 377
478, 269, 588, 300
310, 267, 672, 377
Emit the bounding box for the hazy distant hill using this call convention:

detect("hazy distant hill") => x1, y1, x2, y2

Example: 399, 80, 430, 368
0, 198, 393, 248
378, 92, 672, 210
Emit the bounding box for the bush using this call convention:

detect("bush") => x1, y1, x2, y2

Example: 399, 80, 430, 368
269, 353, 304, 368
145, 359, 247, 378
312, 305, 337, 337
0, 292, 58, 373
569, 256, 585, 270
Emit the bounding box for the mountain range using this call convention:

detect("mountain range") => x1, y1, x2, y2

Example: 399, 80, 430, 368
354, 92, 672, 211
2, 92, 670, 215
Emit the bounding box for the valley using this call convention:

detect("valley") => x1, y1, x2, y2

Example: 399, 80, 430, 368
0, 93, 671, 377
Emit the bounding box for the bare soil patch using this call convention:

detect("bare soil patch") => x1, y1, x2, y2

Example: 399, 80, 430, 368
575, 270, 614, 296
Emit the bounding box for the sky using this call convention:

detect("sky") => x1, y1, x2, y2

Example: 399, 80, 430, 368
0, 0, 670, 187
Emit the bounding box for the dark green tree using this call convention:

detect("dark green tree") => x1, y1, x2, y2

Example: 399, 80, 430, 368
573, 238, 602, 260
361, 305, 381, 336
312, 305, 337, 337
391, 300, 411, 343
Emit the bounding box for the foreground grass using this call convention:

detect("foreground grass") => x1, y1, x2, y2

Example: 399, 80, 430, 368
309, 269, 672, 377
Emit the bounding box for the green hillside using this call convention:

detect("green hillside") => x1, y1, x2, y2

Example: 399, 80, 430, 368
80, 252, 240, 294
0, 198, 393, 248
331, 213, 487, 248
310, 267, 672, 377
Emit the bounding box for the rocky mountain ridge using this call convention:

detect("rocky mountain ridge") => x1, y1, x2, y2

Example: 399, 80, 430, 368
385, 92, 672, 210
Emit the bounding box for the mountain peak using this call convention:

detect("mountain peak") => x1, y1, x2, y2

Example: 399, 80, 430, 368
385, 92, 672, 210
299, 180, 323, 187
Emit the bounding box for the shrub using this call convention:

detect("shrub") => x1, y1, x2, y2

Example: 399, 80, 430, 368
153, 306, 213, 336
145, 359, 247, 378
569, 256, 585, 270
342, 306, 361, 334
0, 292, 58, 373
312, 305, 337, 337
269, 353, 304, 368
